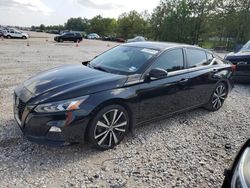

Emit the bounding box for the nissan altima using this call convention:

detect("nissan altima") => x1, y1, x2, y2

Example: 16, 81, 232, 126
14, 42, 234, 150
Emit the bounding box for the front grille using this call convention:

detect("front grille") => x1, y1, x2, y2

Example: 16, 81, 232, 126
14, 94, 26, 121
17, 99, 26, 120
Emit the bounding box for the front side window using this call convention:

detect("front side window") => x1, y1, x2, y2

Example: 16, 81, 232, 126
89, 46, 159, 74
151, 49, 184, 72
186, 49, 208, 68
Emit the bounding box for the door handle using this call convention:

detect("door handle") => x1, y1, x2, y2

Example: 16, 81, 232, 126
212, 69, 218, 73
179, 78, 189, 84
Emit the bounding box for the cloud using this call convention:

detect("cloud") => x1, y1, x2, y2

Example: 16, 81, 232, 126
0, 0, 52, 15
77, 0, 121, 10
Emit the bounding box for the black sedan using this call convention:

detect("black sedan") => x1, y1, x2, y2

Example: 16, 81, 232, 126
54, 32, 82, 43
14, 42, 234, 150
225, 40, 250, 83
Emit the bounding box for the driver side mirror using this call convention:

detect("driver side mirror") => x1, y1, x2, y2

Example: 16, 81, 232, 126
147, 68, 168, 80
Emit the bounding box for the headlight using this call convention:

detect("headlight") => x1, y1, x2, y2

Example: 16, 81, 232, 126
34, 95, 89, 113
231, 147, 250, 188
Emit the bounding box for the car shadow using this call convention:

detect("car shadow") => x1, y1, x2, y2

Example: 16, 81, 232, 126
0, 105, 235, 178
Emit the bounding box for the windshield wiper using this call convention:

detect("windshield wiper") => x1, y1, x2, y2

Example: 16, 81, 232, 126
92, 66, 110, 73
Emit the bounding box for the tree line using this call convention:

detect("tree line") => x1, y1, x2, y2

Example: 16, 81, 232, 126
32, 0, 250, 49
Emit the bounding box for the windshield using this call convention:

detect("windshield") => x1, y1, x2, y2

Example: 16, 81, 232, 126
240, 41, 250, 51
89, 46, 159, 75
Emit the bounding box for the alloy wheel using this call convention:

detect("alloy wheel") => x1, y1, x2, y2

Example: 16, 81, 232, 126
212, 84, 227, 110
94, 109, 127, 148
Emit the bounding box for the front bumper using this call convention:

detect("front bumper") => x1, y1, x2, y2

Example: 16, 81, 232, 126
14, 100, 91, 146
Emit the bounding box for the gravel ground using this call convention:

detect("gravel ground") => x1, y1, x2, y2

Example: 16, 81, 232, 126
0, 33, 250, 188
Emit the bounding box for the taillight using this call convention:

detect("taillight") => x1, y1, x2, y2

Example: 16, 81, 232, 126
231, 64, 237, 72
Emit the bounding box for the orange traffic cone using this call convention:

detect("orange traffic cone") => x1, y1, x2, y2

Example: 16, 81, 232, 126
46, 39, 48, 42
27, 41, 30, 46
76, 40, 79, 47
107, 43, 110, 47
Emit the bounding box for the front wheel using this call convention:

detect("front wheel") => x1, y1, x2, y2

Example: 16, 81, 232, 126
87, 105, 129, 150
7, 35, 11, 39
205, 82, 228, 111
22, 36, 27, 39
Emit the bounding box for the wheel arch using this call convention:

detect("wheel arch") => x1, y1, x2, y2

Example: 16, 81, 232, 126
217, 79, 230, 92
84, 98, 135, 141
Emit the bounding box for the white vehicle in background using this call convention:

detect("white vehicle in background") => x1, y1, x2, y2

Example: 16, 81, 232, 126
127, 36, 146, 43
3, 29, 29, 39
87, 33, 100, 39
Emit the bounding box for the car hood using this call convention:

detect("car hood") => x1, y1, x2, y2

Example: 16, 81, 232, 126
22, 64, 128, 104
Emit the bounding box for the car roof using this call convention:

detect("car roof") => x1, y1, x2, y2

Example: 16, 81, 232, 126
123, 41, 206, 52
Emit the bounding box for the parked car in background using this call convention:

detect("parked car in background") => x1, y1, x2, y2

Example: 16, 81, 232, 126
14, 42, 234, 150
3, 29, 29, 39
225, 40, 250, 83
103, 35, 116, 41
127, 36, 146, 43
102, 36, 126, 43
222, 139, 250, 188
47, 30, 60, 34
116, 37, 126, 43
54, 32, 82, 43
87, 33, 100, 39
0, 30, 3, 37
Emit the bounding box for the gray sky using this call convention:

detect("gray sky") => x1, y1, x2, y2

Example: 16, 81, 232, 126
0, 0, 159, 26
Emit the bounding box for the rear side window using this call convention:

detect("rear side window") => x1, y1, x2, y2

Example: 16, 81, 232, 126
151, 49, 184, 72
186, 49, 208, 68
65, 33, 74, 36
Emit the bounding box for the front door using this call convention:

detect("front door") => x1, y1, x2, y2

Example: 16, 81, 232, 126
137, 48, 191, 122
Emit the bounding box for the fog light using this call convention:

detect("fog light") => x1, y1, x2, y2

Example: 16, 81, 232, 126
49, 126, 62, 132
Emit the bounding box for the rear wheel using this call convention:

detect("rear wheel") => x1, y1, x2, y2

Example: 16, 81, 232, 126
22, 36, 27, 39
7, 35, 11, 39
87, 105, 129, 150
59, 38, 63, 42
205, 82, 228, 111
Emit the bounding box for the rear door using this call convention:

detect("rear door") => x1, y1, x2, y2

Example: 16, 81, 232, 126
14, 31, 22, 38
64, 33, 74, 41
184, 48, 221, 106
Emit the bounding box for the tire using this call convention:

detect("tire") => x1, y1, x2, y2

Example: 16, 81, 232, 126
59, 38, 63, 42
22, 36, 27, 39
7, 35, 11, 39
205, 82, 228, 111
87, 105, 129, 150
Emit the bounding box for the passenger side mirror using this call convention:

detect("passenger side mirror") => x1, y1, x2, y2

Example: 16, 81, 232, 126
148, 68, 168, 80
82, 61, 90, 66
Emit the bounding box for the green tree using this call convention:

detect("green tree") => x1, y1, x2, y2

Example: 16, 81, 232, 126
89, 15, 117, 36
117, 10, 148, 39
65, 17, 89, 31
39, 24, 46, 31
